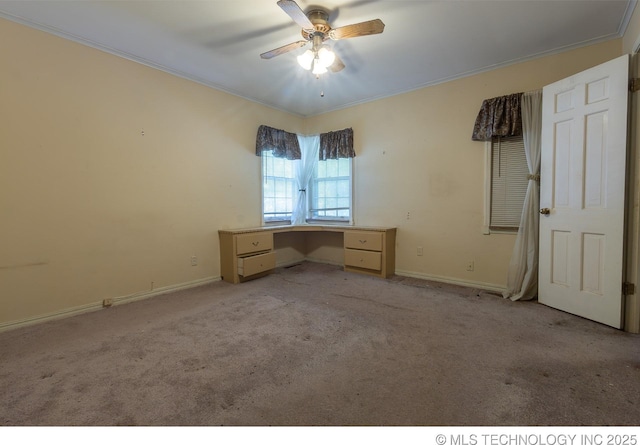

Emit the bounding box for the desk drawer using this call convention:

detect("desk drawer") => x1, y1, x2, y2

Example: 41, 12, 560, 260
344, 231, 383, 251
237, 252, 276, 277
344, 248, 382, 271
236, 232, 273, 255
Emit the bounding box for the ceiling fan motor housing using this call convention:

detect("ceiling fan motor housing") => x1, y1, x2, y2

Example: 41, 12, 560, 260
301, 9, 331, 42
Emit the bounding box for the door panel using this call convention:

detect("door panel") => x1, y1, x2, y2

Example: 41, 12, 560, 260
582, 233, 604, 295
551, 230, 569, 286
539, 54, 629, 328
584, 112, 606, 208
553, 120, 572, 207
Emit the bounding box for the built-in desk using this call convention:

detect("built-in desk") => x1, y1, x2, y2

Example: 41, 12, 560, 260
218, 225, 397, 284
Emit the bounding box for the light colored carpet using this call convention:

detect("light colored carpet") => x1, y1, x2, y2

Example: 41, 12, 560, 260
1, 261, 638, 425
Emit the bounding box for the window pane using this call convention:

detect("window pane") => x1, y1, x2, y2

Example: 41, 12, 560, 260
338, 159, 349, 176
325, 181, 337, 197
317, 161, 326, 177
326, 160, 338, 176
337, 180, 349, 196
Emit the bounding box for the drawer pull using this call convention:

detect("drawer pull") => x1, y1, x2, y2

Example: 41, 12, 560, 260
252, 241, 260, 246
359, 239, 367, 244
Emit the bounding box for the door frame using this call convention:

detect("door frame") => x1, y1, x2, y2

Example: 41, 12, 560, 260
624, 49, 640, 333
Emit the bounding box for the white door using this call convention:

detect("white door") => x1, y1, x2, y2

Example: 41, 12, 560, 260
539, 55, 629, 329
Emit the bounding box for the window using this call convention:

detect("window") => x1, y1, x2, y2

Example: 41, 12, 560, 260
262, 148, 352, 224
484, 135, 528, 232
262, 150, 296, 222
309, 157, 352, 220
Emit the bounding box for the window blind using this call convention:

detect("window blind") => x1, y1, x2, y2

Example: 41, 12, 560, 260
490, 136, 528, 230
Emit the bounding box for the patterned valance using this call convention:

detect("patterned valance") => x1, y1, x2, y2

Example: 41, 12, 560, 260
255, 125, 301, 160
471, 93, 523, 141
255, 125, 355, 161
319, 128, 355, 160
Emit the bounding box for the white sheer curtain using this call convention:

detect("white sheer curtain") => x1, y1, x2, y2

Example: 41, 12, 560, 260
503, 90, 542, 301
290, 134, 320, 225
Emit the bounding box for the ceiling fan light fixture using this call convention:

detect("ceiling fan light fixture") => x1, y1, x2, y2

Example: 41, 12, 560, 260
312, 59, 328, 75
297, 49, 314, 70
317, 46, 335, 68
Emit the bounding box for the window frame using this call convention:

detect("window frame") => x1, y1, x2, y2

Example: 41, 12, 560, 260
260, 150, 296, 225
307, 157, 353, 224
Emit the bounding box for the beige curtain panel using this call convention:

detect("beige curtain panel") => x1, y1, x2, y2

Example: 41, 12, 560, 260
503, 90, 543, 301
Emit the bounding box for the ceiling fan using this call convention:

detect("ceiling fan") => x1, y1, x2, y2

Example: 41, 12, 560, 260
260, 0, 385, 75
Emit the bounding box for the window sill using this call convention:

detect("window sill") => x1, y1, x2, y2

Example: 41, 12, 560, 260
483, 226, 519, 235
263, 220, 292, 227
306, 219, 352, 225
263, 219, 353, 228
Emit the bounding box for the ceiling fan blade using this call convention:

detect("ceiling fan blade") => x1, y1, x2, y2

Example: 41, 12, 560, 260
277, 0, 314, 30
328, 18, 385, 40
329, 53, 345, 73
260, 40, 308, 59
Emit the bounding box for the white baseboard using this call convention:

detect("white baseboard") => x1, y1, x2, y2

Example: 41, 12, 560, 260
275, 258, 305, 269
394, 269, 506, 294
304, 257, 344, 267
1, 266, 505, 333
0, 276, 220, 333
276, 260, 505, 293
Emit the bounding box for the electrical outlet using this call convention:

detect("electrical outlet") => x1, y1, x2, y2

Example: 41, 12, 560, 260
191, 255, 198, 266
417, 246, 423, 256
102, 298, 113, 307
466, 261, 474, 272
406, 212, 411, 220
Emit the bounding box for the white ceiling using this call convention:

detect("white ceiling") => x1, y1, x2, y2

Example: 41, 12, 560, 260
0, 0, 635, 117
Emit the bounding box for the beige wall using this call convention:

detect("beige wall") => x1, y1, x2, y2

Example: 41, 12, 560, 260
0, 15, 627, 329
308, 39, 622, 289
0, 18, 302, 327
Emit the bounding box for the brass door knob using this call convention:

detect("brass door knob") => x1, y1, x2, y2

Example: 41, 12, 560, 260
540, 208, 551, 215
